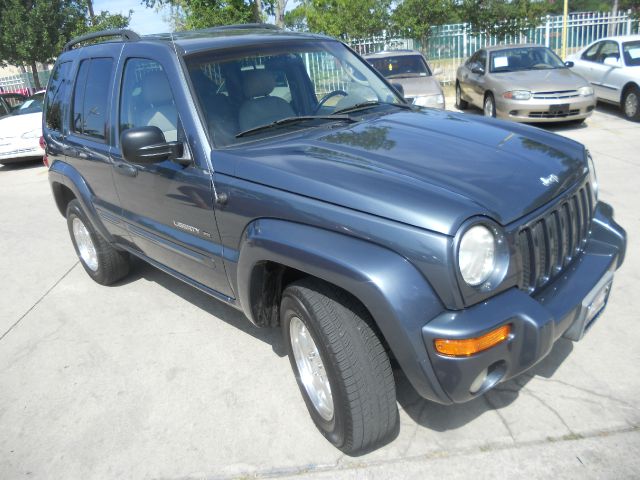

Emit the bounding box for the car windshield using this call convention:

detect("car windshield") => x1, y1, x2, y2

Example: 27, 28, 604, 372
622, 40, 640, 67
12, 92, 44, 116
366, 55, 431, 79
185, 40, 404, 147
489, 47, 566, 73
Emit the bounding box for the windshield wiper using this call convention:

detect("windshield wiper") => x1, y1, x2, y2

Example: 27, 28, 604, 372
332, 101, 412, 115
235, 115, 355, 138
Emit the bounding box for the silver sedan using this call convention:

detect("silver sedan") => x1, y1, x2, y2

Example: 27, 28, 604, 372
567, 35, 640, 121
456, 44, 596, 123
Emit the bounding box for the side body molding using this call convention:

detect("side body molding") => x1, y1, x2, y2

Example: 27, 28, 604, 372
236, 219, 452, 404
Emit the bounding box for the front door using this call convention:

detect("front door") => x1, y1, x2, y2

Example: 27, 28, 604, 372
110, 53, 233, 298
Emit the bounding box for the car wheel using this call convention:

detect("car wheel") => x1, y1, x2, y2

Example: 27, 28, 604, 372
622, 87, 640, 121
281, 278, 398, 455
66, 199, 130, 285
455, 82, 468, 110
483, 93, 496, 118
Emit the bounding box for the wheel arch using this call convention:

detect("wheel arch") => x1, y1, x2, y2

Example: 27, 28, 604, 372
236, 218, 451, 404
621, 81, 639, 103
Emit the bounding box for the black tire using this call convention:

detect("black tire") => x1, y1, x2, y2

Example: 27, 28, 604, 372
622, 86, 640, 121
455, 82, 468, 110
66, 199, 130, 285
281, 278, 398, 455
483, 92, 496, 118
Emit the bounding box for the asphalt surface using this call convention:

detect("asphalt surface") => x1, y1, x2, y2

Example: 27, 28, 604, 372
1, 102, 639, 479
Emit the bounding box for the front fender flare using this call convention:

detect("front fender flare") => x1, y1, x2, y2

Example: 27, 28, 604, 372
236, 218, 452, 404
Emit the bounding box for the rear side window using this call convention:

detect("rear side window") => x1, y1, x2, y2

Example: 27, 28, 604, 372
72, 58, 114, 140
45, 61, 71, 132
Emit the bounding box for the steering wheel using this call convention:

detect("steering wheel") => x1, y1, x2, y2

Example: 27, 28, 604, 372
315, 90, 348, 113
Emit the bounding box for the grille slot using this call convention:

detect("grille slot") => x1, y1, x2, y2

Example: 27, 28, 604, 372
532, 90, 579, 100
528, 109, 580, 119
518, 183, 593, 292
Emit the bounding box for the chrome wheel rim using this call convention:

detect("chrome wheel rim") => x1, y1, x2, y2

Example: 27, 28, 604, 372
289, 316, 334, 421
72, 217, 98, 271
625, 92, 638, 118
484, 97, 494, 117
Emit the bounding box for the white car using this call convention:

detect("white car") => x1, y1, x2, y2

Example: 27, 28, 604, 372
0, 91, 45, 165
567, 35, 640, 121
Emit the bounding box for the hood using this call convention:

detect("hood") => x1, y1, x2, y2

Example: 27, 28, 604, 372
490, 68, 589, 92
222, 109, 587, 235
0, 112, 42, 139
391, 76, 443, 98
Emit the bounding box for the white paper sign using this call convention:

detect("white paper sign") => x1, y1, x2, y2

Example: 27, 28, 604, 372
628, 48, 640, 59
493, 56, 509, 68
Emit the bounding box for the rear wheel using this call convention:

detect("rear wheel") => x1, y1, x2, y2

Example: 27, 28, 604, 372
622, 86, 640, 121
66, 199, 131, 285
483, 92, 496, 118
281, 278, 398, 455
455, 82, 468, 110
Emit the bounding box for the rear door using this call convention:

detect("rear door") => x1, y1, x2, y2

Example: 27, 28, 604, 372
109, 45, 232, 298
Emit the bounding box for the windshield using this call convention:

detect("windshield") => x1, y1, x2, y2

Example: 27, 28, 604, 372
622, 41, 640, 67
13, 93, 44, 116
185, 40, 403, 147
366, 55, 431, 78
490, 47, 566, 73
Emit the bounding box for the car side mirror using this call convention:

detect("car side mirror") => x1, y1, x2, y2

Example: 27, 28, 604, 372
564, 60, 574, 68
603, 57, 620, 67
471, 63, 485, 75
432, 67, 443, 76
121, 126, 184, 165
391, 82, 405, 98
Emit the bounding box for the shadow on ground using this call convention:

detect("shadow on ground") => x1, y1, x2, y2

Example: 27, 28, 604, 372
0, 158, 43, 172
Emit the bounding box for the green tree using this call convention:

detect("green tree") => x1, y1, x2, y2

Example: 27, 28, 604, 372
0, 0, 85, 89
392, 0, 459, 44
459, 0, 551, 36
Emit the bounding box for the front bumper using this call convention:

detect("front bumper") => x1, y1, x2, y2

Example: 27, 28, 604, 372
495, 95, 596, 123
421, 202, 626, 403
0, 136, 42, 163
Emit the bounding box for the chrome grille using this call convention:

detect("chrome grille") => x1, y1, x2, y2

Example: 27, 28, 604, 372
518, 182, 593, 292
532, 90, 579, 100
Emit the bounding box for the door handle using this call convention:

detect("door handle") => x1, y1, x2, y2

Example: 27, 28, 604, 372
115, 163, 138, 177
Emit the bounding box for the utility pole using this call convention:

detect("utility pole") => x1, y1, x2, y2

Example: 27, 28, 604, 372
87, 0, 96, 25
561, 0, 568, 59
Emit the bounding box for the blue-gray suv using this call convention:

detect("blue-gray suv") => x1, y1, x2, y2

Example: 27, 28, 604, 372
43, 25, 627, 455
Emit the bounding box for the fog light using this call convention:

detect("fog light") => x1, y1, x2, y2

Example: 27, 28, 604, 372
469, 368, 488, 394
434, 324, 511, 357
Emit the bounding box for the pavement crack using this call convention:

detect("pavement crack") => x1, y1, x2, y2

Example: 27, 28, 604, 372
483, 394, 516, 442
0, 261, 78, 342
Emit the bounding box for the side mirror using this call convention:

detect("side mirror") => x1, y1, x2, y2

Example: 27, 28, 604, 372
120, 126, 184, 165
564, 60, 574, 68
432, 67, 443, 76
391, 82, 405, 98
471, 63, 485, 75
603, 56, 620, 67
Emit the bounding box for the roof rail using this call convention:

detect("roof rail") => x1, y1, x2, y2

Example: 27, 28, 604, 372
202, 23, 281, 32
63, 29, 140, 52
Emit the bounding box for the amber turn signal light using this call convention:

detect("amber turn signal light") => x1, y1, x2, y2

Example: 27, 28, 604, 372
434, 324, 511, 357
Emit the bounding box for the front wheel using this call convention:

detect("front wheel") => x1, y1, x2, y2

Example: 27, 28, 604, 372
455, 82, 468, 110
622, 87, 640, 121
483, 92, 496, 118
281, 278, 398, 455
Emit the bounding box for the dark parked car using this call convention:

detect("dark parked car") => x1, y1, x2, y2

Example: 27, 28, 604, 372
44, 26, 626, 455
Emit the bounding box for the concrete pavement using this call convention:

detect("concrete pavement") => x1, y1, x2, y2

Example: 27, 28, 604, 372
0, 103, 639, 479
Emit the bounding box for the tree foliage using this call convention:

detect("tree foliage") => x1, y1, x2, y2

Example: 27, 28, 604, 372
459, 0, 552, 36
392, 0, 459, 42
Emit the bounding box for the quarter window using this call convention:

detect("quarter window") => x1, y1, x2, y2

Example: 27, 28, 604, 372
72, 58, 113, 140
45, 61, 71, 132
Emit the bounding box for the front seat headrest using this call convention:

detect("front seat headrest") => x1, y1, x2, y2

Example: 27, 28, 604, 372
242, 69, 276, 98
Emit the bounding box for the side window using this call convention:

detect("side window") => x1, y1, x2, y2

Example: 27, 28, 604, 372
0, 98, 8, 116
45, 61, 71, 132
466, 51, 479, 66
72, 58, 113, 140
119, 58, 178, 142
596, 41, 620, 63
582, 42, 602, 62
477, 50, 487, 70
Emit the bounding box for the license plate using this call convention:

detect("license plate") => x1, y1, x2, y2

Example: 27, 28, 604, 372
549, 103, 570, 115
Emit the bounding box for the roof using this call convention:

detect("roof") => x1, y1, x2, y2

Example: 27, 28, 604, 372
481, 43, 546, 52
592, 34, 640, 43
363, 50, 423, 58
63, 25, 334, 56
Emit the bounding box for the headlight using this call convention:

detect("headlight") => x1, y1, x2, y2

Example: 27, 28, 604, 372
578, 86, 594, 96
458, 225, 497, 286
586, 150, 598, 201
413, 94, 445, 107
21, 129, 41, 139
503, 90, 531, 100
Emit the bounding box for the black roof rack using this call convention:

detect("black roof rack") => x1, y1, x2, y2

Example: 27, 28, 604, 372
63, 29, 140, 52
